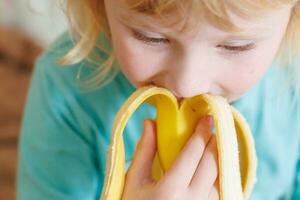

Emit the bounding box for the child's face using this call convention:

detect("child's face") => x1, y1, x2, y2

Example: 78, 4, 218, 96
104, 0, 292, 103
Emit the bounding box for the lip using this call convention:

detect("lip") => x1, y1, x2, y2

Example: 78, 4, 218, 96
176, 96, 184, 105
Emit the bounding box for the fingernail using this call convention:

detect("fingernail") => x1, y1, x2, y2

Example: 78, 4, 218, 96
201, 115, 214, 127
207, 115, 214, 127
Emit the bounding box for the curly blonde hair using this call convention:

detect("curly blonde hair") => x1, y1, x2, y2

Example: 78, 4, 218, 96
58, 0, 300, 91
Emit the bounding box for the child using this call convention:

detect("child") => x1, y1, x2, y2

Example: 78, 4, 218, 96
17, 0, 300, 199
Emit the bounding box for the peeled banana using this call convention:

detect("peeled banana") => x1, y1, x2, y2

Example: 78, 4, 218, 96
100, 86, 257, 200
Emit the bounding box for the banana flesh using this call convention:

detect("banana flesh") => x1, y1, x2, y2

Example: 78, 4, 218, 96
100, 86, 257, 200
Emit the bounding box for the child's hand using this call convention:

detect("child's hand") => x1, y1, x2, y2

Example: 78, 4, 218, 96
122, 116, 219, 200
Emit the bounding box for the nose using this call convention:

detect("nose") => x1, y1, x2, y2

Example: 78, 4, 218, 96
169, 77, 211, 98
164, 48, 213, 98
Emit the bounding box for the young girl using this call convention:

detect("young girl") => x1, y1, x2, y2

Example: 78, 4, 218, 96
17, 0, 300, 199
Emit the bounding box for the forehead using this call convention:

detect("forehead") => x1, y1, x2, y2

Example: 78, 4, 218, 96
111, 0, 291, 38
113, 3, 197, 32
114, 0, 238, 32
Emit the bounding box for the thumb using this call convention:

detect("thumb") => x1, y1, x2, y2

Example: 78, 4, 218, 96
126, 119, 157, 186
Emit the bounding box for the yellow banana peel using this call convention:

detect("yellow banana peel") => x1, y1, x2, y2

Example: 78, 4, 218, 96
100, 86, 257, 200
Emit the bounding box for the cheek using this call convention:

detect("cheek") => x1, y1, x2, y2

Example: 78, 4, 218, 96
222, 50, 274, 97
225, 67, 263, 95
111, 34, 165, 87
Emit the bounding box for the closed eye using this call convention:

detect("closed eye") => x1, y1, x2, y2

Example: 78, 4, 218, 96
132, 30, 170, 44
217, 43, 256, 52
132, 29, 256, 53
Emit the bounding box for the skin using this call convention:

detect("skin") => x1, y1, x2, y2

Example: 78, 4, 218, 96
104, 0, 293, 199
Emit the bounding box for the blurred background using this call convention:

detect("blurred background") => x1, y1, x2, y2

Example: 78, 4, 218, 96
0, 0, 67, 199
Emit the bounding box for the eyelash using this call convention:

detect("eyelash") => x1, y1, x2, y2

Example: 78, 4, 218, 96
132, 30, 170, 44
132, 30, 255, 53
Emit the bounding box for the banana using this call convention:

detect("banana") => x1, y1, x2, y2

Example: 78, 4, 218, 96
100, 86, 257, 200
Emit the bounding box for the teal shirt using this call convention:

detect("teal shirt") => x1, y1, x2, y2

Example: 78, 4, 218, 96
17, 32, 300, 200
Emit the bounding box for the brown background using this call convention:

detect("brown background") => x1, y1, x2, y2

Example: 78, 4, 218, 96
0, 27, 43, 200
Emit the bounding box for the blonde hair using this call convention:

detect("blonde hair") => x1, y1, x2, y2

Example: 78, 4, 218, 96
58, 0, 300, 92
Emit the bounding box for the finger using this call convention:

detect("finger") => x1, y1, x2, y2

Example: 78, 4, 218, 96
160, 115, 214, 189
189, 135, 218, 195
126, 119, 157, 187
208, 177, 220, 200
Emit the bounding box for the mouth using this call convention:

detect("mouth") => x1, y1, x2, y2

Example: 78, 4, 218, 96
176, 96, 185, 105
